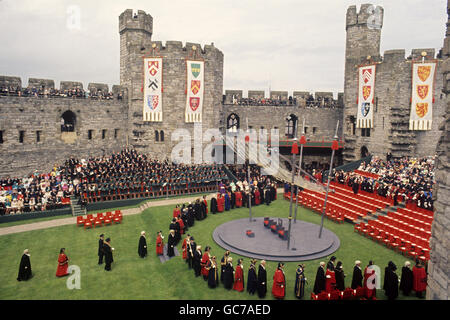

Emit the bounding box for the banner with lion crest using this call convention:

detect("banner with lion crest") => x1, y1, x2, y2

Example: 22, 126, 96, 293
143, 57, 163, 122
409, 61, 436, 130
357, 64, 376, 128
185, 60, 204, 123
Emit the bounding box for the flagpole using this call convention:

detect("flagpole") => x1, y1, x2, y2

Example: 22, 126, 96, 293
246, 117, 252, 222
287, 124, 299, 250
318, 121, 340, 239
294, 118, 306, 223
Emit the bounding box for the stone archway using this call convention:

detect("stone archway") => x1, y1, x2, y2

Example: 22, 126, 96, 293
360, 145, 369, 158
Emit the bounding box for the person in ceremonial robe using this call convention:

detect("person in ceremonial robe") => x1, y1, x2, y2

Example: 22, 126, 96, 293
138, 231, 147, 258
207, 256, 219, 289
169, 218, 180, 245
210, 197, 217, 214
194, 199, 203, 220
235, 189, 242, 208
223, 257, 235, 290
294, 264, 307, 299
257, 260, 267, 298
363, 261, 376, 299
217, 193, 225, 212
272, 262, 286, 299
181, 233, 190, 262
399, 261, 413, 296
335, 261, 345, 291
383, 261, 399, 300
412, 259, 427, 298
351, 260, 363, 289
103, 238, 114, 271
98, 234, 105, 265
230, 191, 236, 209
313, 262, 326, 294
156, 231, 164, 256
201, 246, 211, 281
167, 229, 176, 257
17, 249, 32, 281
254, 188, 260, 205
176, 216, 185, 235
327, 256, 336, 271
264, 186, 271, 205
56, 248, 69, 277
173, 205, 181, 218
193, 245, 202, 277
202, 195, 208, 216
233, 258, 245, 292
187, 204, 195, 227
247, 259, 258, 295
220, 250, 230, 283
224, 192, 231, 211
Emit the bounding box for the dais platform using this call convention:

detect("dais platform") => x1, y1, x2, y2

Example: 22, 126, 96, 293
212, 217, 340, 262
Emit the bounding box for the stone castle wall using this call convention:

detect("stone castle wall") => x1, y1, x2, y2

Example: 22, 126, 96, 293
342, 4, 446, 162
0, 81, 128, 177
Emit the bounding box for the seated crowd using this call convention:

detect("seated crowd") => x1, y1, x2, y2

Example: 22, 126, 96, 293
332, 156, 434, 210
229, 95, 341, 108
0, 85, 123, 100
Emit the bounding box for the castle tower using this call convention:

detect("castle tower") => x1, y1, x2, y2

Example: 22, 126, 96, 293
119, 9, 153, 86
342, 4, 383, 162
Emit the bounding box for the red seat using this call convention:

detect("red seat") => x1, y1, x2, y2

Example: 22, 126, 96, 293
329, 290, 341, 300
104, 218, 112, 226
353, 287, 365, 299
341, 288, 354, 300
94, 218, 102, 228
84, 220, 93, 229
77, 216, 85, 226
311, 291, 329, 300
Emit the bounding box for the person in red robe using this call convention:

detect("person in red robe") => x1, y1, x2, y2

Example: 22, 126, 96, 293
272, 262, 286, 299
254, 189, 260, 205
202, 195, 208, 215
217, 194, 225, 212
235, 190, 242, 208
201, 246, 211, 281
173, 205, 181, 219
181, 234, 190, 261
412, 259, 427, 298
56, 248, 69, 277
233, 258, 245, 292
177, 216, 185, 235
325, 268, 336, 293
156, 231, 164, 256
363, 261, 377, 300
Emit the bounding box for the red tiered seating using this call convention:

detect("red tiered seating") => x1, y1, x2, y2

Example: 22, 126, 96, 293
311, 292, 329, 300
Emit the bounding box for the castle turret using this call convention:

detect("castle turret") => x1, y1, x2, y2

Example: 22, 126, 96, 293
342, 4, 384, 161
119, 9, 153, 86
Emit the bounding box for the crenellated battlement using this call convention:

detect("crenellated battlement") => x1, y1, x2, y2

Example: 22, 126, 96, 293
119, 9, 153, 36
346, 3, 384, 30
381, 48, 438, 64
134, 40, 223, 58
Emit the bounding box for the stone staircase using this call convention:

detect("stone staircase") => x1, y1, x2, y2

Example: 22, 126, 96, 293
70, 195, 86, 216
353, 202, 404, 225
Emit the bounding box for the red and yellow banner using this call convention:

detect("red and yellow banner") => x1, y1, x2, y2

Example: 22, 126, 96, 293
185, 60, 204, 123
409, 62, 436, 130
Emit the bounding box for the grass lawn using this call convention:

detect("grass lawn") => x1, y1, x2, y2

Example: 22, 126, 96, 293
0, 198, 419, 300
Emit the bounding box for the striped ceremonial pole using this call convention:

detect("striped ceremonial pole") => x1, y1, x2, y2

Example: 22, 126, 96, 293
287, 125, 299, 250
318, 121, 340, 239
294, 118, 306, 223
245, 117, 252, 222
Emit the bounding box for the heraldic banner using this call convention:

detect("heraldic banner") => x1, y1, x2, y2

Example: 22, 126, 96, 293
409, 61, 436, 130
185, 60, 204, 123
357, 64, 376, 129
143, 57, 163, 122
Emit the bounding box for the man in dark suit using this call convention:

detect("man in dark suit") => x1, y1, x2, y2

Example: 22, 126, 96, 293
257, 260, 267, 298
98, 234, 105, 265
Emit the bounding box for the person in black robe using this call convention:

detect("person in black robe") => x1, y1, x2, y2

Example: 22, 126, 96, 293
210, 197, 218, 214
207, 256, 219, 289
313, 262, 326, 294
327, 256, 336, 271
352, 180, 359, 194
193, 245, 202, 277
220, 251, 230, 283
194, 199, 203, 220
187, 237, 196, 269
103, 238, 114, 271
247, 259, 258, 295
257, 260, 267, 298
351, 260, 363, 289
230, 191, 236, 209
167, 230, 176, 257
187, 205, 195, 227
17, 249, 32, 281
294, 264, 306, 299
138, 231, 147, 258
383, 261, 399, 300
169, 218, 180, 245
98, 234, 105, 265
399, 261, 414, 296
335, 261, 346, 291
223, 257, 234, 290
264, 187, 271, 205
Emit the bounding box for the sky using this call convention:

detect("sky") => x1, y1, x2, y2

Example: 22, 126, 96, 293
0, 0, 446, 97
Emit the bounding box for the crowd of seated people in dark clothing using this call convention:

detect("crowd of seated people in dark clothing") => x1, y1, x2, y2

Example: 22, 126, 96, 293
0, 85, 123, 100
332, 156, 434, 210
